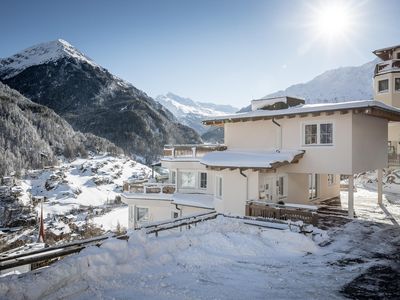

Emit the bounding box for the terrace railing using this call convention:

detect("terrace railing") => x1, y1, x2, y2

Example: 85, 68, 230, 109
163, 144, 227, 159
374, 59, 400, 75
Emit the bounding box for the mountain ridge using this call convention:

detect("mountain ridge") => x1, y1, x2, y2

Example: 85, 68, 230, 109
0, 40, 201, 162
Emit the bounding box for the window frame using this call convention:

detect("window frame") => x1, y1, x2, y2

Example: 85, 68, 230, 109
179, 171, 197, 189
170, 170, 176, 184
302, 121, 334, 147
215, 175, 223, 199
378, 79, 389, 93
135, 207, 149, 223
199, 172, 207, 189
327, 174, 335, 186
394, 77, 400, 93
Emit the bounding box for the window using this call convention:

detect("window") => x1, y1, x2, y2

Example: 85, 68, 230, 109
304, 124, 317, 145
276, 176, 285, 197
172, 211, 179, 219
320, 123, 333, 144
303, 123, 333, 146
395, 78, 400, 92
397, 52, 400, 59
378, 79, 389, 93
136, 207, 149, 223
309, 174, 319, 200
216, 176, 223, 199
180, 171, 196, 188
170, 170, 176, 184
327, 174, 335, 185
200, 172, 207, 189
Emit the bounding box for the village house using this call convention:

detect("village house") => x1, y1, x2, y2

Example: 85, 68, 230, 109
121, 44, 400, 228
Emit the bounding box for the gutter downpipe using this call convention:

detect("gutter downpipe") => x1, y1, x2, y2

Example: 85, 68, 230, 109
175, 204, 182, 232
272, 117, 282, 151
240, 169, 249, 202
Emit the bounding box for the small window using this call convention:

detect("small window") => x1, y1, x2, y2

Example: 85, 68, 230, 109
327, 174, 335, 185
200, 172, 207, 189
216, 176, 223, 199
136, 207, 149, 223
320, 123, 333, 144
172, 211, 179, 219
395, 78, 400, 92
180, 171, 196, 188
378, 79, 389, 93
276, 176, 285, 197
170, 170, 176, 184
304, 124, 318, 145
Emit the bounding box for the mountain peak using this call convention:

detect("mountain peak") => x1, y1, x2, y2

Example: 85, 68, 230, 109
0, 39, 99, 79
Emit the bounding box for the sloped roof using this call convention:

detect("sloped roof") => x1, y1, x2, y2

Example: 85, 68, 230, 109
203, 100, 400, 125
200, 150, 305, 170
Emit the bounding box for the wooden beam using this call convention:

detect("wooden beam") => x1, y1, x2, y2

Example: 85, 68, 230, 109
340, 110, 349, 115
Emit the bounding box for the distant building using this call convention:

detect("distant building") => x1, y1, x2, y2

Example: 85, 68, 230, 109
373, 44, 400, 164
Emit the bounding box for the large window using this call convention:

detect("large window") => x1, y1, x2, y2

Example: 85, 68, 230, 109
180, 171, 196, 188
199, 172, 207, 189
136, 207, 149, 223
395, 78, 400, 92
378, 79, 389, 93
216, 176, 223, 199
303, 123, 333, 146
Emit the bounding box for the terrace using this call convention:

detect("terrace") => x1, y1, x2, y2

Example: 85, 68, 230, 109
162, 144, 227, 160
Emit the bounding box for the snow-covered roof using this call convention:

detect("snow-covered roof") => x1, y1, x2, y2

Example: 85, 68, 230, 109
200, 150, 305, 169
172, 193, 214, 209
203, 100, 400, 125
121, 192, 215, 209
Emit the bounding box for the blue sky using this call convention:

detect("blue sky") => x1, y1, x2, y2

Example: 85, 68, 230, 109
1, 0, 400, 107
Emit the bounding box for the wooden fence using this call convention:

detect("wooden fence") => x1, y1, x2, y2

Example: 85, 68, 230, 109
245, 202, 318, 225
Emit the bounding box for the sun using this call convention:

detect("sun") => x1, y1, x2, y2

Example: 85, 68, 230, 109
310, 1, 355, 42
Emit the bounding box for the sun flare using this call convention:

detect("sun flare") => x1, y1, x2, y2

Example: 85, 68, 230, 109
310, 1, 355, 42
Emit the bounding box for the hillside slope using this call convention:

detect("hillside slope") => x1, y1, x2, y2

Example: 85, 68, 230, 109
0, 82, 121, 176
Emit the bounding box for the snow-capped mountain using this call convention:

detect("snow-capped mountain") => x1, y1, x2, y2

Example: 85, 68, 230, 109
239, 59, 379, 112
156, 92, 238, 134
0, 39, 99, 79
0, 40, 201, 162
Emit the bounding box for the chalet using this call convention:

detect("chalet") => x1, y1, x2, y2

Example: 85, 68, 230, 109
121, 45, 400, 228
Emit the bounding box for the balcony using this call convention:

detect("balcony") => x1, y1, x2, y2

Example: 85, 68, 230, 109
123, 181, 176, 194
374, 59, 400, 76
163, 144, 227, 160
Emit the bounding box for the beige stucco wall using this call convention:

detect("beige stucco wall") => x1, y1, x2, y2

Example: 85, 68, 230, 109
374, 73, 400, 108
161, 160, 215, 194
122, 196, 211, 229
287, 173, 309, 204
352, 114, 388, 173
225, 111, 388, 175
388, 123, 400, 141
318, 174, 341, 200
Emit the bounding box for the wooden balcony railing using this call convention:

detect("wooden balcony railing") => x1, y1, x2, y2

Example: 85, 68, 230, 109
246, 201, 318, 225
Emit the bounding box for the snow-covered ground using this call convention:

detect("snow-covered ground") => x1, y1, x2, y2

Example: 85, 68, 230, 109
1, 186, 399, 299
0, 155, 152, 251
